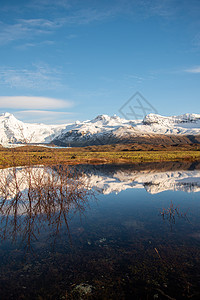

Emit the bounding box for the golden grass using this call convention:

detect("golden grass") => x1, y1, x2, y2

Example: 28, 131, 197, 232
0, 146, 200, 168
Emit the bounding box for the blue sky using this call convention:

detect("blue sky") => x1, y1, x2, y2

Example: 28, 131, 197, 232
0, 0, 200, 124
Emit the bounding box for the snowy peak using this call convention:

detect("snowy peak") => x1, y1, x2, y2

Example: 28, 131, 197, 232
143, 113, 200, 125
92, 114, 111, 123
0, 112, 200, 147
175, 113, 200, 123
0, 112, 66, 146
54, 112, 200, 146
91, 114, 126, 126
0, 112, 20, 123
0, 112, 14, 118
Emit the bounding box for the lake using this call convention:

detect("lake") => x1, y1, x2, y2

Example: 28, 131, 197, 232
0, 162, 200, 299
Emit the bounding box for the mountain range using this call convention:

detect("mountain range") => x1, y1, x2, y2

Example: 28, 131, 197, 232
0, 112, 200, 147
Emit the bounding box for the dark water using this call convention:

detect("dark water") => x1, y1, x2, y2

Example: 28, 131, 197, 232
0, 163, 200, 299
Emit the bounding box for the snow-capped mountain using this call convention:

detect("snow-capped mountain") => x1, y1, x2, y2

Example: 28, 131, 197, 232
54, 114, 200, 146
0, 112, 200, 147
53, 113, 200, 146
0, 112, 66, 146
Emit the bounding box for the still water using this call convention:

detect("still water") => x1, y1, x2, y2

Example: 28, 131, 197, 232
0, 162, 200, 299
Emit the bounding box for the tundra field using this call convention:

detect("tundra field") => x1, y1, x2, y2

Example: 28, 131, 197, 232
1, 144, 200, 168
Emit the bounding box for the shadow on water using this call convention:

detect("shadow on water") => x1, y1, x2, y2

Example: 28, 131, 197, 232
0, 162, 200, 299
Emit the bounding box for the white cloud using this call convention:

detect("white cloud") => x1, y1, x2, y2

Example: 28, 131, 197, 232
0, 64, 64, 90
0, 18, 65, 45
0, 96, 73, 109
63, 8, 117, 25
185, 66, 200, 73
14, 109, 76, 124
0, 5, 118, 45
17, 110, 73, 115
0, 1, 172, 48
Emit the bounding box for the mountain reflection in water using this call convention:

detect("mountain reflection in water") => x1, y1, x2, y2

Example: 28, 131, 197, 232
83, 164, 200, 194
0, 162, 200, 247
0, 162, 200, 299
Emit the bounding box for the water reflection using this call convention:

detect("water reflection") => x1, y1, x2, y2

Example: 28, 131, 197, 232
0, 162, 199, 250
0, 165, 93, 251
0, 162, 200, 299
82, 163, 200, 194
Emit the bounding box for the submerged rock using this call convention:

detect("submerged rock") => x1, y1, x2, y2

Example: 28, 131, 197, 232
72, 283, 93, 296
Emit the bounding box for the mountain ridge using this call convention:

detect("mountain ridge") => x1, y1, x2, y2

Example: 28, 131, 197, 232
0, 112, 200, 147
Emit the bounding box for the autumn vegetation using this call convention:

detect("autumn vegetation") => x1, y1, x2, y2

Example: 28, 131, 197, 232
0, 144, 200, 168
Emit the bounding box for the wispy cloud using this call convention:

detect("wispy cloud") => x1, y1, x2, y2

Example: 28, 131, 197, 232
0, 63, 65, 90
0, 11, 111, 46
124, 74, 145, 84
184, 66, 200, 73
64, 8, 118, 25
14, 109, 76, 124
0, 18, 65, 45
15, 40, 54, 50
0, 1, 178, 47
112, 0, 177, 19
0, 0, 123, 45
0, 96, 73, 109
143, 0, 176, 17
16, 110, 73, 115
28, 0, 72, 11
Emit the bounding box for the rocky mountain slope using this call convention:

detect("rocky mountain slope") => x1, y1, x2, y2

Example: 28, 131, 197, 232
0, 112, 200, 147
53, 113, 200, 147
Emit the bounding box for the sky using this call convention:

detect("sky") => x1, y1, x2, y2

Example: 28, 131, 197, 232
0, 0, 200, 124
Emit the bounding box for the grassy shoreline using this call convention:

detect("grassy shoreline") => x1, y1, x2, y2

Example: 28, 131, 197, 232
1, 146, 200, 168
